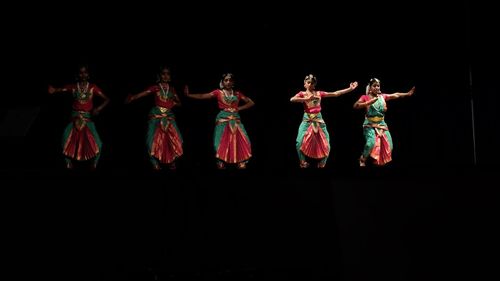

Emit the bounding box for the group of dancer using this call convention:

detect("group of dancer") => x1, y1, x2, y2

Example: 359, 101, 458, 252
48, 66, 414, 170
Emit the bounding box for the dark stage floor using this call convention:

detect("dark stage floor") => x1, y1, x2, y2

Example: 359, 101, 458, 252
2, 1, 498, 279
1, 153, 495, 281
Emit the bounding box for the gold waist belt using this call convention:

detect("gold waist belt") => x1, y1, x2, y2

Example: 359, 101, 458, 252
367, 116, 384, 122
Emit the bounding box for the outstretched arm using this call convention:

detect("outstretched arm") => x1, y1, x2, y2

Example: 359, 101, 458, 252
183, 85, 214, 100
384, 86, 415, 101
290, 92, 311, 103
323, 81, 358, 98
93, 89, 110, 115
48, 85, 70, 95
172, 91, 182, 107
238, 96, 255, 111
125, 89, 153, 104
353, 96, 378, 109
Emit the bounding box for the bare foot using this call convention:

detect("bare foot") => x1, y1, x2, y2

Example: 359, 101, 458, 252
359, 156, 366, 167
169, 163, 177, 170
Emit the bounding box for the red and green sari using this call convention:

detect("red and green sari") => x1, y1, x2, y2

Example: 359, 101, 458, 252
294, 91, 330, 166
210, 89, 252, 165
359, 94, 393, 166
61, 84, 102, 165
145, 85, 183, 167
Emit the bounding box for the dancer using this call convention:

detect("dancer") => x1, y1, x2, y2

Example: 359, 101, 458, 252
125, 66, 183, 170
291, 74, 358, 168
184, 73, 254, 169
48, 65, 110, 170
353, 78, 415, 166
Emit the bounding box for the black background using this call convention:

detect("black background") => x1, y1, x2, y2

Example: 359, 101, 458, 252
1, 1, 498, 280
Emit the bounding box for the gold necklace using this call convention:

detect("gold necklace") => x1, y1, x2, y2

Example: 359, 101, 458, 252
159, 83, 170, 99
77, 82, 89, 99
223, 89, 233, 96
222, 89, 234, 102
